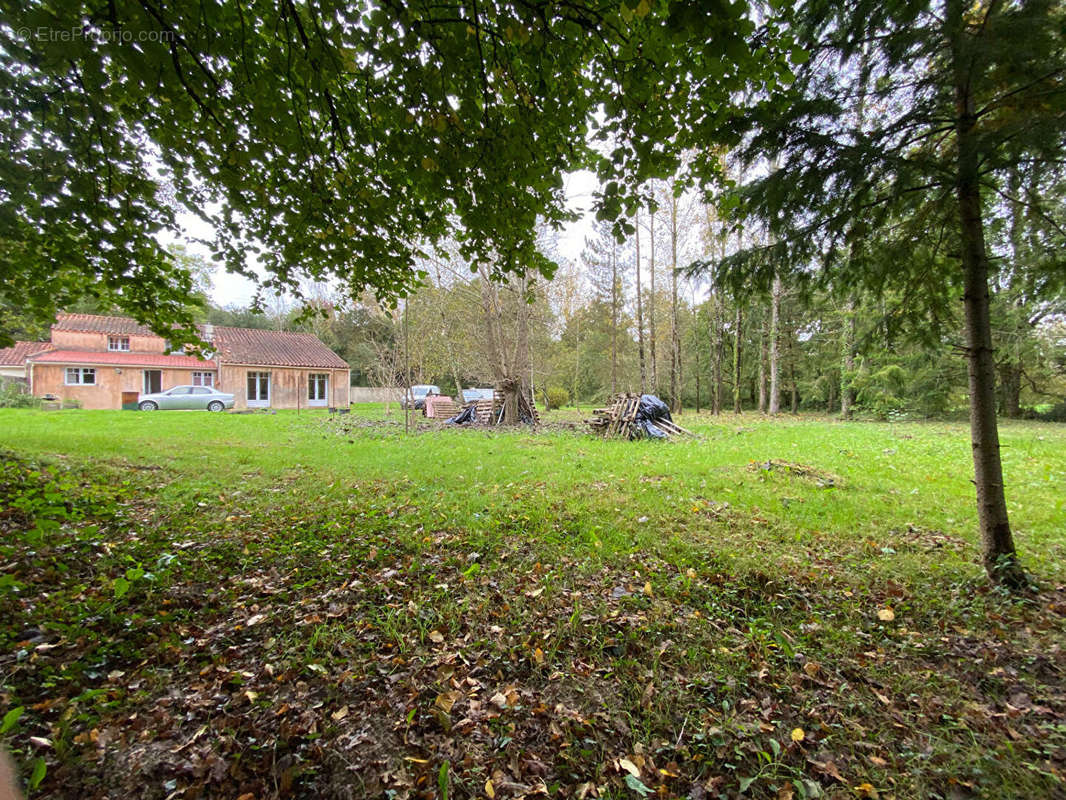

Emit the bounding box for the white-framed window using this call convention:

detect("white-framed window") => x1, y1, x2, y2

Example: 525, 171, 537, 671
65, 367, 96, 385
108, 336, 130, 352
308, 373, 328, 405
192, 371, 214, 387
246, 371, 270, 407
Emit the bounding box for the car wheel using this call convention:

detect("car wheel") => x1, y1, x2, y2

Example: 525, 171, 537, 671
207, 400, 224, 412
139, 401, 158, 411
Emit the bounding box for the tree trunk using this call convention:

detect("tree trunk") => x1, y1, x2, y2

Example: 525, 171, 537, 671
635, 209, 646, 394
694, 323, 701, 413
786, 317, 798, 413
758, 319, 767, 414
610, 243, 619, 395
999, 363, 1023, 418
669, 193, 681, 414
710, 295, 722, 415
840, 297, 856, 419
649, 206, 658, 395
949, 3, 1026, 588
769, 274, 782, 415
732, 304, 743, 414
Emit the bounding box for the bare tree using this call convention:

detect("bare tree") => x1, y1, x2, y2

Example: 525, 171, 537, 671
768, 272, 782, 415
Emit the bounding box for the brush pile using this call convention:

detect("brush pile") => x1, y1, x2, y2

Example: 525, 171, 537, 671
587, 394, 696, 440
445, 386, 541, 426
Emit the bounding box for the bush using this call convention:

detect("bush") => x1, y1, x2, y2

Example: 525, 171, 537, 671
1037, 401, 1066, 422
0, 382, 39, 409
545, 386, 570, 410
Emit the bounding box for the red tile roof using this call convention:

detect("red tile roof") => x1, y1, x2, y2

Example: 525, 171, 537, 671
53, 314, 157, 336
28, 350, 216, 369
211, 327, 349, 369
46, 314, 349, 370
0, 341, 52, 366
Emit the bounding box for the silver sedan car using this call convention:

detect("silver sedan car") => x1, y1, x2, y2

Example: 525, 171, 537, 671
138, 385, 235, 412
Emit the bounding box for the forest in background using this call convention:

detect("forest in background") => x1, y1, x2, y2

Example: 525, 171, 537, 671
9, 193, 1061, 422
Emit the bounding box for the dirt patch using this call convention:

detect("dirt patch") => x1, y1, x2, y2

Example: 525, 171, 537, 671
748, 459, 842, 488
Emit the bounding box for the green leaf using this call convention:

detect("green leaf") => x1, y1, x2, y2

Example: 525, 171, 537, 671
29, 757, 46, 789
113, 577, 131, 599
739, 776, 756, 793
437, 760, 449, 800
0, 706, 24, 735
624, 774, 653, 796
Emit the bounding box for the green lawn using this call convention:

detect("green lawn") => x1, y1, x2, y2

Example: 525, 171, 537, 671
0, 407, 1063, 799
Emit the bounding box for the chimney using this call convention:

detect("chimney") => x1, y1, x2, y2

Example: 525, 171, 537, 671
203, 323, 214, 342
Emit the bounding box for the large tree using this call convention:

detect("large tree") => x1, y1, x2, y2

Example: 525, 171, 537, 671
0, 0, 785, 347
706, 0, 1066, 588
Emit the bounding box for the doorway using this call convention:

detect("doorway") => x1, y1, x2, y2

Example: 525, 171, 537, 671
143, 370, 162, 394
247, 371, 270, 407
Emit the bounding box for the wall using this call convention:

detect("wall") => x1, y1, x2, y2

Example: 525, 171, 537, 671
349, 387, 403, 403
31, 365, 211, 410
218, 365, 351, 410
51, 330, 167, 353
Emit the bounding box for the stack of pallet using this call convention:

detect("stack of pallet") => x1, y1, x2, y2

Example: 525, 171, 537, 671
586, 394, 695, 439
425, 395, 460, 419
472, 394, 502, 424
460, 390, 541, 425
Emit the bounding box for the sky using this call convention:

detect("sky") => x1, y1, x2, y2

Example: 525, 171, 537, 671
168, 169, 602, 308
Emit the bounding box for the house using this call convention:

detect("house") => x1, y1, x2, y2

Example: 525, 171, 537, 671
18, 314, 350, 410
0, 341, 52, 386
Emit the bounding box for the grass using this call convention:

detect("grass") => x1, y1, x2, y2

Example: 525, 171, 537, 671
0, 406, 1063, 799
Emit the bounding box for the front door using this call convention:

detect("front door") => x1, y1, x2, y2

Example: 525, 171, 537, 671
143, 370, 162, 394
247, 371, 270, 407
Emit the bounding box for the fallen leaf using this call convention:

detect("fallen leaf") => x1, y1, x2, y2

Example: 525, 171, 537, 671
854, 782, 878, 798
485, 778, 495, 798
790, 728, 805, 743
435, 691, 460, 714
877, 608, 895, 622
868, 755, 888, 767
428, 630, 445, 644
532, 647, 544, 665
331, 705, 349, 721
490, 692, 508, 709
643, 581, 654, 597
624, 774, 653, 796
618, 757, 641, 777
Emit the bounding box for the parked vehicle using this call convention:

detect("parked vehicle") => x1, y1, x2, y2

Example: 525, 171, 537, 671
402, 384, 440, 410
138, 385, 235, 412
461, 387, 495, 404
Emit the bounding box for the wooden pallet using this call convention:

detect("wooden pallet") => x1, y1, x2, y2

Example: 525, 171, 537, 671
586, 393, 695, 439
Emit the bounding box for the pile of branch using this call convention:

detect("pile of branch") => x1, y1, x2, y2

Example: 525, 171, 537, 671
586, 393, 696, 440
446, 385, 541, 427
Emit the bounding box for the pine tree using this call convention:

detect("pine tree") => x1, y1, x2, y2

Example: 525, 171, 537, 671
713, 0, 1066, 588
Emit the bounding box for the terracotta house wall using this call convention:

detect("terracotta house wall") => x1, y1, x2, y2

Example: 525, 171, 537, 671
219, 365, 350, 410
51, 330, 167, 353
31, 365, 213, 410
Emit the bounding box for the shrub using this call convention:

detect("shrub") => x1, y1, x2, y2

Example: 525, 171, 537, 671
1037, 401, 1066, 422
0, 382, 39, 409
545, 386, 570, 410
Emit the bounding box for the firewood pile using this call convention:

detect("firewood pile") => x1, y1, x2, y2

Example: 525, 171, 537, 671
445, 387, 541, 426
587, 393, 695, 440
